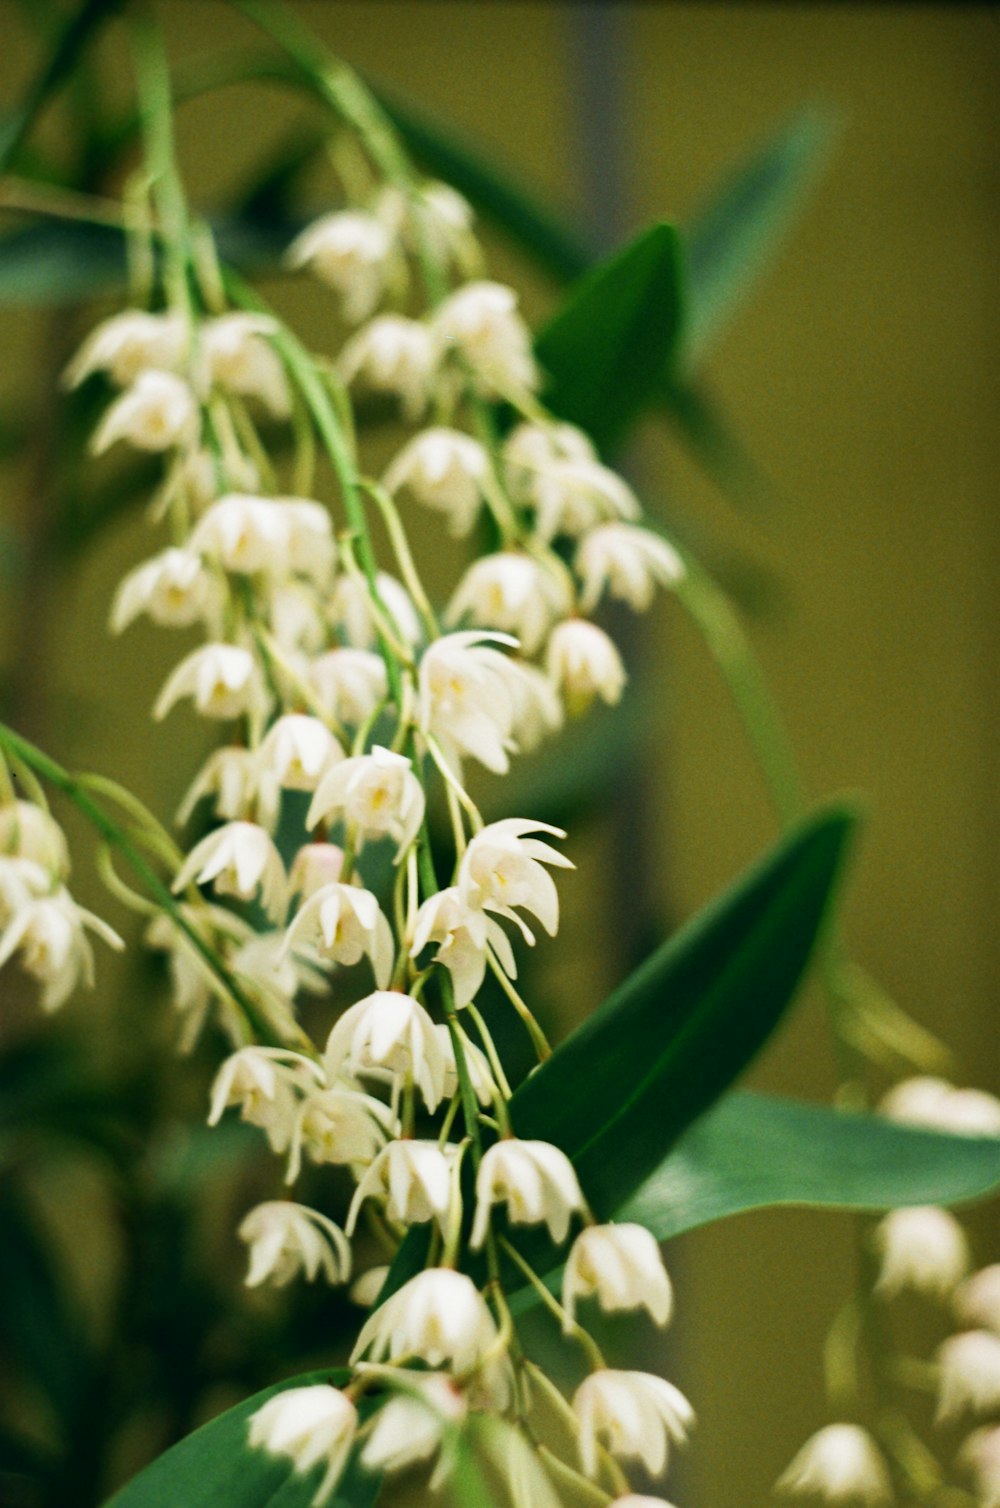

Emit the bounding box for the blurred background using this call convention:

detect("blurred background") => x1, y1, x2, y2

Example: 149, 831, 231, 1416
0, 3, 998, 1505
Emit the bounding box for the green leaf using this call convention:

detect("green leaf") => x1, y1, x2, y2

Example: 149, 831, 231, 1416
534, 221, 685, 454
620, 1090, 1000, 1237
683, 105, 835, 364
103, 1369, 380, 1508
511, 804, 855, 1217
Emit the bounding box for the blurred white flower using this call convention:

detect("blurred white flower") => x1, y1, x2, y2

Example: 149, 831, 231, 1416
208, 1045, 321, 1152
411, 885, 520, 1008
64, 309, 186, 387
383, 427, 490, 537
249, 1384, 357, 1507
286, 1085, 396, 1182
458, 817, 572, 938
0, 888, 123, 1011
446, 553, 572, 655
360, 1373, 464, 1479
351, 1267, 499, 1374
92, 370, 198, 453
959, 1425, 1000, 1508
173, 821, 287, 921
503, 420, 596, 502
546, 618, 627, 712
189, 494, 293, 576
0, 801, 69, 876
576, 523, 684, 613
937, 1330, 1000, 1421
288, 843, 345, 900
347, 1139, 454, 1233
257, 715, 343, 827
532, 458, 640, 543
880, 1076, 1000, 1137
324, 990, 446, 1111
339, 314, 435, 421
200, 312, 290, 417
285, 881, 394, 989
872, 1205, 970, 1299
564, 1223, 673, 1328
433, 280, 537, 395
286, 210, 392, 322
418, 629, 534, 774
307, 648, 388, 726
955, 1265, 1000, 1334
574, 1369, 694, 1479
329, 571, 421, 650
307, 746, 425, 860
239, 1200, 351, 1287
434, 1023, 498, 1109
776, 1424, 892, 1504
350, 1266, 389, 1308
154, 643, 266, 722
471, 1137, 585, 1248
177, 747, 259, 826
111, 547, 218, 633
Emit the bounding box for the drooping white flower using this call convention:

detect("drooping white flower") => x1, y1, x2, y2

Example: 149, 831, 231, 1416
64, 309, 187, 388
92, 370, 198, 454
434, 1023, 498, 1109
324, 990, 446, 1111
0, 889, 123, 1011
239, 1201, 351, 1288
350, 1267, 500, 1374
418, 630, 537, 774
574, 1369, 695, 1479
471, 1137, 585, 1248
288, 843, 345, 900
959, 1425, 1000, 1508
458, 818, 572, 938
339, 314, 436, 421
329, 571, 421, 651
154, 643, 267, 722
176, 747, 259, 826
775, 1424, 892, 1504
383, 428, 490, 537
446, 553, 572, 655
285, 882, 395, 989
307, 648, 388, 726
577, 523, 685, 613
433, 281, 538, 396
110, 547, 218, 633
230, 927, 324, 1023
347, 1139, 454, 1233
257, 715, 344, 827
248, 1384, 357, 1508
188, 493, 293, 576
532, 458, 641, 543
360, 1372, 465, 1479
411, 885, 520, 1009
265, 581, 327, 656
0, 801, 69, 876
168, 445, 259, 517
208, 1045, 322, 1152
286, 210, 392, 322
937, 1331, 1000, 1421
872, 1206, 970, 1299
564, 1223, 673, 1328
546, 618, 627, 712
307, 746, 425, 860
0, 857, 49, 926
955, 1265, 1000, 1334
880, 1076, 1000, 1137
285, 1085, 396, 1182
200, 312, 291, 417
173, 821, 287, 921
503, 420, 596, 502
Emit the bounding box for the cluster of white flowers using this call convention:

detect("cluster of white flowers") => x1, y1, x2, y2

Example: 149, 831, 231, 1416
0, 795, 122, 1011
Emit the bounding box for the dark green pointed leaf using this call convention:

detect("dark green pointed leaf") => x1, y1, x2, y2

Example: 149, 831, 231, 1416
683, 105, 835, 363
534, 221, 685, 453
103, 1369, 380, 1508
511, 805, 855, 1217
620, 1090, 1000, 1237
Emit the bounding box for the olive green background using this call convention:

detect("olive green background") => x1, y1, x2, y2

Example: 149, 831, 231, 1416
2, 3, 998, 1505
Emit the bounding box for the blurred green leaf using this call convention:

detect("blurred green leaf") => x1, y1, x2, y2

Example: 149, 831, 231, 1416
683, 105, 834, 364
104, 1368, 379, 1508
511, 804, 855, 1217
534, 221, 685, 454
620, 1090, 1000, 1236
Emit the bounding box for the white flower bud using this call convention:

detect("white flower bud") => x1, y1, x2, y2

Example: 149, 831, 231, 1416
350, 1267, 500, 1375
350, 1266, 389, 1307
347, 1139, 454, 1234
775, 1424, 892, 1505
307, 648, 388, 727
0, 857, 49, 926
324, 990, 446, 1112
307, 746, 425, 860
111, 547, 218, 633
173, 821, 287, 921
937, 1330, 1000, 1421
281, 498, 337, 584
872, 1205, 970, 1299
200, 312, 290, 417
92, 370, 198, 453
285, 881, 394, 989
459, 818, 572, 938
64, 309, 187, 388
288, 843, 345, 900
573, 1369, 694, 1479
880, 1076, 1000, 1137
471, 1137, 585, 1248
339, 314, 436, 421
433, 280, 538, 396
154, 643, 267, 722
577, 523, 685, 613
286, 210, 392, 322
248, 1384, 357, 1507
383, 427, 490, 537
239, 1200, 351, 1288
446, 553, 572, 655
546, 619, 627, 712
955, 1265, 1000, 1334
564, 1223, 673, 1328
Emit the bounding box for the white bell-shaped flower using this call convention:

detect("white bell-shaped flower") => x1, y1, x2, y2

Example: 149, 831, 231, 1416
577, 523, 685, 613
458, 818, 572, 938
265, 581, 327, 655
433, 280, 538, 396
257, 716, 344, 828
503, 420, 596, 499
955, 1265, 1000, 1334
285, 882, 395, 989
446, 553, 572, 655
872, 1205, 970, 1299
418, 630, 535, 774
775, 1424, 892, 1504
324, 990, 446, 1111
111, 547, 218, 633
350, 1267, 500, 1374
288, 843, 345, 900
329, 571, 421, 651
307, 648, 388, 726
563, 1223, 673, 1328
173, 821, 287, 921
154, 643, 266, 722
434, 1024, 498, 1109
200, 312, 290, 417
546, 619, 627, 712
573, 1369, 695, 1479
239, 1200, 351, 1288
880, 1076, 1000, 1137
64, 309, 187, 388
471, 1137, 585, 1248
0, 888, 123, 1012
383, 427, 490, 538
285, 1085, 396, 1182
286, 210, 392, 322
177, 747, 259, 826
208, 1045, 321, 1152
92, 370, 198, 454
281, 498, 337, 584
360, 1373, 464, 1479
339, 314, 436, 422
307, 746, 425, 860
531, 458, 640, 543
959, 1425, 1000, 1508
937, 1330, 1000, 1421
608, 1498, 680, 1508
347, 1139, 454, 1234
0, 801, 69, 876
0, 858, 49, 926
411, 885, 521, 1009
189, 493, 293, 576
249, 1384, 357, 1508
506, 660, 563, 753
